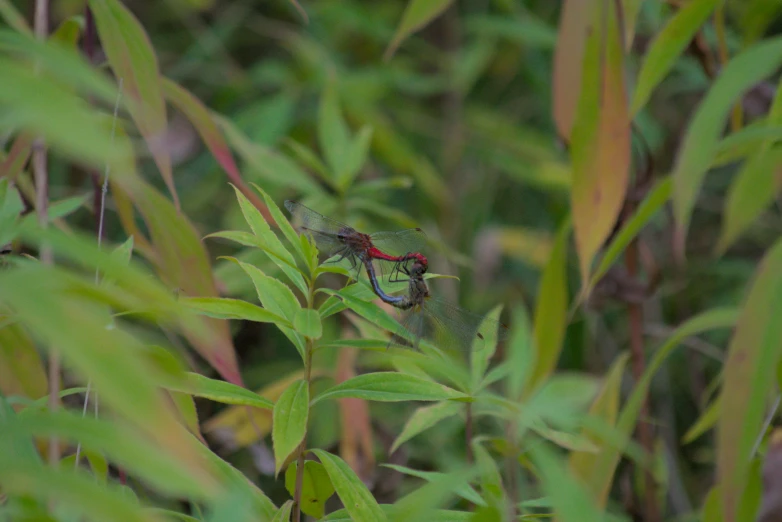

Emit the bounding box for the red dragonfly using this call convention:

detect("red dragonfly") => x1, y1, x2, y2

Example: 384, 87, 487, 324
284, 200, 428, 279
368, 259, 510, 354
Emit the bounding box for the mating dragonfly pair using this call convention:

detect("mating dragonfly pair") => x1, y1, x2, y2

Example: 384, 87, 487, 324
285, 201, 509, 354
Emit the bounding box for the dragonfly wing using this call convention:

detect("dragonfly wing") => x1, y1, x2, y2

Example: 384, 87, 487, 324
370, 228, 427, 258
423, 298, 509, 354
285, 200, 353, 236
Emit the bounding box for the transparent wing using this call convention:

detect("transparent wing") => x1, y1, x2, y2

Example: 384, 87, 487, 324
419, 298, 510, 354
284, 200, 352, 236
285, 201, 356, 259
370, 228, 427, 258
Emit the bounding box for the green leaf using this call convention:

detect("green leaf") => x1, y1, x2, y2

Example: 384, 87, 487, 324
390, 401, 461, 453
470, 305, 504, 392
387, 467, 478, 522
343, 125, 374, 188
311, 372, 469, 405
683, 394, 722, 444
163, 372, 274, 410
630, 0, 721, 115
294, 309, 322, 339
672, 36, 782, 256
586, 307, 738, 507
382, 464, 485, 507
318, 83, 352, 185
529, 444, 603, 522
272, 380, 309, 475
569, 0, 630, 285
505, 305, 535, 400
145, 508, 202, 522
718, 77, 782, 253
230, 185, 307, 296
227, 258, 304, 355
0, 457, 149, 522
527, 373, 601, 428
0, 57, 128, 167
717, 237, 782, 521
88, 0, 177, 206
284, 461, 335, 519
569, 352, 630, 504
249, 182, 306, 263
385, 0, 454, 60
0, 0, 31, 34
0, 410, 214, 499
590, 177, 671, 288
309, 449, 387, 522
270, 500, 294, 522
182, 297, 289, 326
528, 218, 570, 393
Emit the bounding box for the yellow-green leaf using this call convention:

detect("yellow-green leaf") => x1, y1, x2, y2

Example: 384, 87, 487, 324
385, 0, 454, 60
570, 0, 631, 286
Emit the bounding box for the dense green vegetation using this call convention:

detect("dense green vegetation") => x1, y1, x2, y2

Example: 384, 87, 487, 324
2, 0, 782, 521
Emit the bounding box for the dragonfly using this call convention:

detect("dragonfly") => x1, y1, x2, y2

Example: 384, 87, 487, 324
284, 200, 428, 281
367, 258, 510, 354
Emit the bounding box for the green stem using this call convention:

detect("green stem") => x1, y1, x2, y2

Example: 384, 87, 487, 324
292, 286, 316, 522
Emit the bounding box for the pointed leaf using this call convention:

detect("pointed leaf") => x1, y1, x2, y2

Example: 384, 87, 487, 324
569, 352, 630, 503
310, 449, 387, 522
718, 77, 782, 252
231, 185, 307, 295
390, 401, 461, 453
385, 0, 454, 60
529, 444, 603, 522
683, 394, 722, 444
312, 372, 469, 405
552, 0, 594, 140
718, 237, 782, 522
505, 305, 535, 400
672, 36, 782, 257
272, 380, 309, 475
590, 177, 671, 288
570, 0, 631, 285
630, 0, 721, 115
164, 372, 274, 410
318, 83, 351, 183
182, 297, 289, 325
270, 500, 294, 522
88, 0, 176, 206
528, 218, 570, 394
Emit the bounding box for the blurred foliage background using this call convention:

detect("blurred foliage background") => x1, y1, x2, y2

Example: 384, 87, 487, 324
4, 0, 782, 521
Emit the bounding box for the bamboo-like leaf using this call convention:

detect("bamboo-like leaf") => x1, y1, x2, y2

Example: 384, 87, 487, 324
312, 372, 469, 405
310, 449, 387, 522
631, 0, 722, 115
384, 0, 454, 60
672, 36, 782, 258
528, 218, 570, 394
552, 0, 594, 141
88, 0, 177, 206
718, 238, 782, 521
570, 0, 631, 286
390, 401, 461, 453
164, 372, 274, 411
718, 77, 782, 253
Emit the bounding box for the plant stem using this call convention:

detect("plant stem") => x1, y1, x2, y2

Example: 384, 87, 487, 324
626, 233, 658, 522
714, 6, 742, 132
33, 0, 58, 468
293, 286, 316, 522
